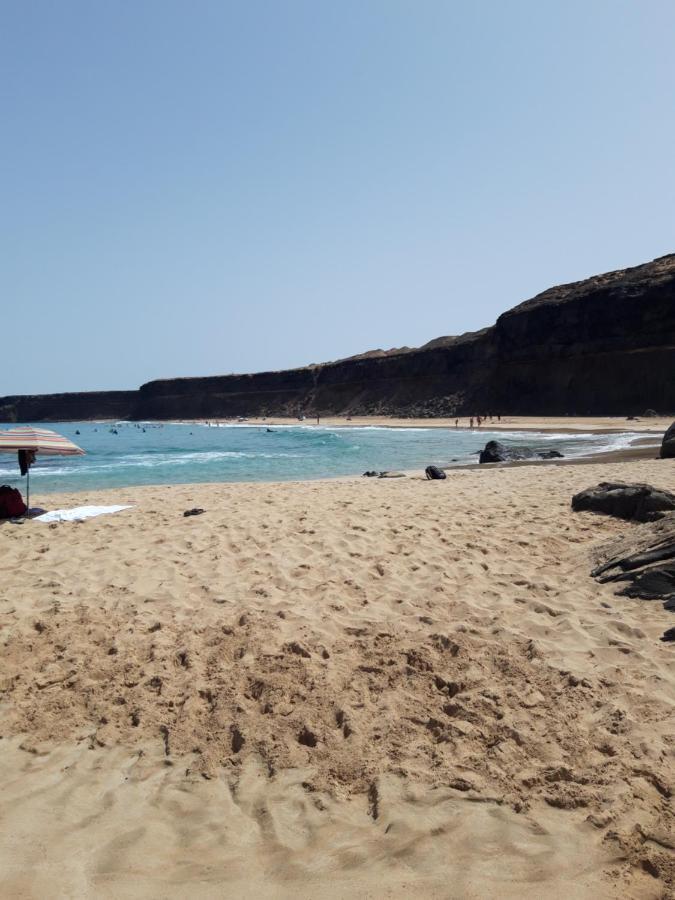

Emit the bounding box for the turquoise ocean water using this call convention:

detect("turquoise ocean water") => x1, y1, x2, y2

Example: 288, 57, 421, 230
0, 421, 641, 495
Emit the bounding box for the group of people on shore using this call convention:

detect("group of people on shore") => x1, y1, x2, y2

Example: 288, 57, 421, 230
455, 414, 501, 428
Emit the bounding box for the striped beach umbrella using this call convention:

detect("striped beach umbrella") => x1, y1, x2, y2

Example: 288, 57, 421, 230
0, 426, 85, 509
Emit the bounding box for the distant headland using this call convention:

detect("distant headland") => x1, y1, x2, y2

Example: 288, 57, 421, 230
2, 252, 674, 422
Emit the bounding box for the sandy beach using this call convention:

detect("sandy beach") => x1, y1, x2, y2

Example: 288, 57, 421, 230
5, 0, 674, 895
215, 414, 673, 436
1, 453, 673, 898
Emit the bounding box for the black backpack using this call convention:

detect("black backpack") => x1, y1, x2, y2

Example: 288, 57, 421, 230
425, 465, 446, 480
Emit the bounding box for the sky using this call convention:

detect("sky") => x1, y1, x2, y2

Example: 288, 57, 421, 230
2, 0, 675, 395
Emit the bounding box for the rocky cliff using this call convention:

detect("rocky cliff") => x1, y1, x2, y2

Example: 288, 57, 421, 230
2, 253, 674, 422
0, 391, 138, 424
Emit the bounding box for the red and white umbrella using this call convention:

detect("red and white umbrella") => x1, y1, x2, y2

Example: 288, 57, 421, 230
0, 426, 85, 508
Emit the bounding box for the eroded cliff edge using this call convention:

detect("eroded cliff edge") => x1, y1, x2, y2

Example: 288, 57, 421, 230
2, 253, 674, 422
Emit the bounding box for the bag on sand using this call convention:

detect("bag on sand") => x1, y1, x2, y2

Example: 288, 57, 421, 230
0, 485, 27, 518
425, 466, 446, 480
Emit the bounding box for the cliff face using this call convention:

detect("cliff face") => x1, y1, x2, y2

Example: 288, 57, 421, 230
2, 253, 674, 422
0, 391, 138, 424
487, 253, 675, 414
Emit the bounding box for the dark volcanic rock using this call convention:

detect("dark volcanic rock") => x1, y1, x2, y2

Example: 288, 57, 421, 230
2, 252, 675, 421
572, 482, 675, 522
618, 564, 675, 604
0, 390, 137, 423
591, 512, 675, 614
661, 422, 675, 459
479, 441, 564, 464
478, 441, 506, 463
479, 441, 532, 463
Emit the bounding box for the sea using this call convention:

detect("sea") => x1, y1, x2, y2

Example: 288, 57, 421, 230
0, 421, 642, 495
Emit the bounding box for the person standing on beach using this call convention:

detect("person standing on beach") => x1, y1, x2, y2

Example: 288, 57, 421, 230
470, 417, 474, 428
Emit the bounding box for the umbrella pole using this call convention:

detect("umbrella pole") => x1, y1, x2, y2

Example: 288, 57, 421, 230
26, 467, 30, 511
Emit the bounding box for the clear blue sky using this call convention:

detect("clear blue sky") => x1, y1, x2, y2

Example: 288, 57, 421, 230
2, 0, 674, 395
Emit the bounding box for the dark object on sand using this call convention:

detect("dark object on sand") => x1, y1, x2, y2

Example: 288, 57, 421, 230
425, 465, 447, 480
478, 440, 564, 464
590, 512, 675, 613
479, 441, 531, 463
661, 627, 675, 642
614, 564, 675, 607
572, 481, 675, 522
661, 421, 675, 459
363, 471, 378, 477
183, 508, 205, 517
0, 485, 27, 519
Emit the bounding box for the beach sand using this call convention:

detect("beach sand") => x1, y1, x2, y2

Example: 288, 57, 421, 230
216, 414, 673, 436
1, 457, 673, 898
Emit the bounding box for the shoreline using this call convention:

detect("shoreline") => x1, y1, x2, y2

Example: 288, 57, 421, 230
441, 436, 661, 472
17, 425, 664, 501
20, 441, 663, 502
7, 439, 664, 504
0, 417, 666, 503
22, 441, 666, 508
222, 414, 673, 435
9, 414, 672, 435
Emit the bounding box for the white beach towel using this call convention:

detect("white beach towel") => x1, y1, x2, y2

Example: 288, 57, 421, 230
34, 505, 132, 523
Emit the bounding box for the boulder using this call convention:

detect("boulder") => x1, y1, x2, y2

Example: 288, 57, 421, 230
661, 421, 675, 459
479, 441, 531, 463
572, 481, 675, 522
479, 441, 564, 464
